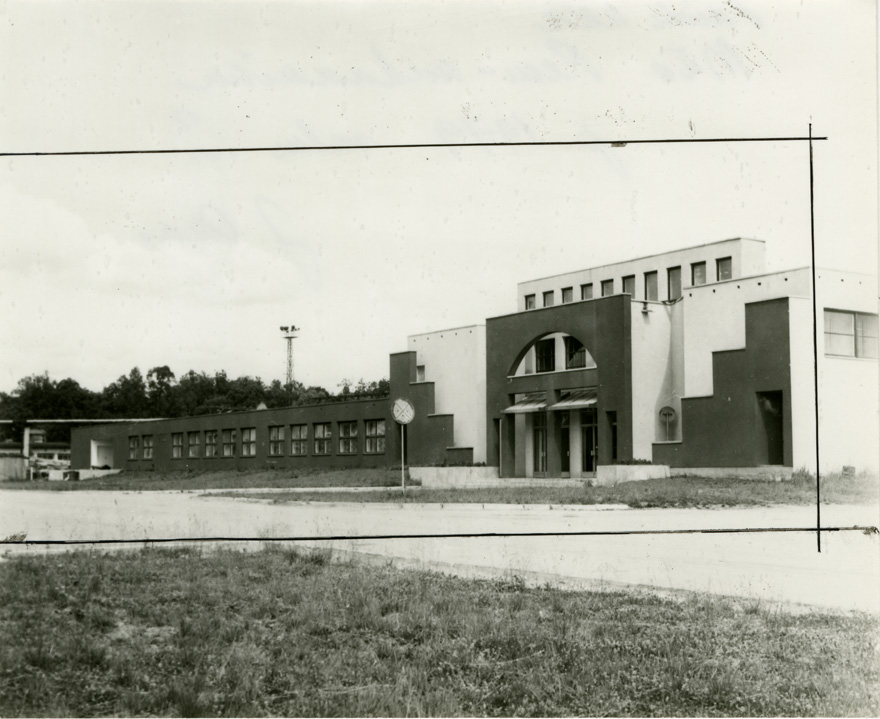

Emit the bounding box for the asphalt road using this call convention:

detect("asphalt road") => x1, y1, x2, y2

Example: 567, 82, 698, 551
1, 490, 877, 613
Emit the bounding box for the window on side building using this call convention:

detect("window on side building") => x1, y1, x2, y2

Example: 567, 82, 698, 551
269, 426, 285, 456
205, 430, 217, 458
314, 423, 332, 455
171, 433, 183, 459
824, 310, 879, 359
644, 271, 658, 301
622, 275, 636, 297
241, 428, 256, 457
691, 261, 707, 286
535, 338, 556, 373
667, 267, 682, 300
128, 436, 139, 460
142, 436, 154, 459
187, 432, 200, 458
222, 429, 236, 457
524, 294, 536, 310
581, 283, 593, 300
601, 279, 614, 297
543, 290, 554, 307
338, 421, 358, 454
716, 257, 732, 281
561, 287, 573, 304
416, 365, 425, 382
291, 424, 308, 455
365, 420, 386, 454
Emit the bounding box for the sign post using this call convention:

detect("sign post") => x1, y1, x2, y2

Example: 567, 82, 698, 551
392, 398, 415, 493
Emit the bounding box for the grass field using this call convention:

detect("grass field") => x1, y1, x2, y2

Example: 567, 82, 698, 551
233, 472, 879, 509
0, 467, 404, 492
3, 467, 877, 508
0, 547, 877, 717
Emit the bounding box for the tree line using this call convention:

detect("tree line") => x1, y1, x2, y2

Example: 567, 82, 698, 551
0, 368, 390, 442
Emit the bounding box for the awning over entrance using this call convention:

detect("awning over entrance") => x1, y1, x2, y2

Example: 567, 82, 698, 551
548, 388, 598, 411
502, 392, 547, 414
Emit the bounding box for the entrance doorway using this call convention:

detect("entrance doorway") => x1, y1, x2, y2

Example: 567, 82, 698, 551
560, 413, 570, 474
756, 391, 784, 465
581, 408, 597, 473
533, 413, 547, 475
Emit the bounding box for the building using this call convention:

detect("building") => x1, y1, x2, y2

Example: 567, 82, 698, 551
71, 238, 879, 478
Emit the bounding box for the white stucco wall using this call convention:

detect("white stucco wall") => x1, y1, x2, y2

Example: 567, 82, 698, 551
682, 268, 812, 398
815, 270, 879, 473
517, 238, 766, 310
408, 325, 487, 462
629, 301, 675, 460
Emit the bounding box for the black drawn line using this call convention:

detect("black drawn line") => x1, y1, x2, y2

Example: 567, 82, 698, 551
3, 525, 876, 546
1, 135, 828, 158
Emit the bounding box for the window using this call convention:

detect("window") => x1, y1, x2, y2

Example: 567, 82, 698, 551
601, 279, 614, 297
716, 257, 732, 281
565, 336, 586, 369
241, 428, 256, 457
269, 426, 285, 456
524, 294, 536, 310
365, 419, 386, 454
668, 267, 682, 300
187, 432, 200, 458
581, 283, 593, 300
561, 287, 573, 304
535, 338, 555, 373
128, 436, 139, 460
314, 423, 332, 455
416, 365, 425, 382
543, 290, 554, 307
622, 275, 635, 296
171, 433, 183, 459
205, 430, 217, 458
691, 261, 706, 286
824, 310, 879, 359
338, 421, 357, 454
290, 424, 308, 456
644, 271, 658, 301
222, 429, 236, 457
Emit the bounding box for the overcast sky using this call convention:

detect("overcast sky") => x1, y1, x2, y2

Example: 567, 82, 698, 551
1, 0, 876, 395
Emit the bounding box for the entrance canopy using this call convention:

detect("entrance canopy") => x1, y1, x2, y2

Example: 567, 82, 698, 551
548, 388, 597, 411
503, 392, 547, 414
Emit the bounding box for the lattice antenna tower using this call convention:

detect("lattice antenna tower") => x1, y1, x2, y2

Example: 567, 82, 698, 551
279, 325, 300, 387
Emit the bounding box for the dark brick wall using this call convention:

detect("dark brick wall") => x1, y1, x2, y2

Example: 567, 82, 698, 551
485, 294, 633, 476
652, 298, 793, 468
71, 398, 397, 471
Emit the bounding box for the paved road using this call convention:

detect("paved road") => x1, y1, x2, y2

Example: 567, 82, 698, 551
1, 490, 877, 613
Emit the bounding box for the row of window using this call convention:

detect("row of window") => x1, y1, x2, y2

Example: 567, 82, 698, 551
534, 337, 586, 373
525, 257, 733, 309
128, 420, 387, 460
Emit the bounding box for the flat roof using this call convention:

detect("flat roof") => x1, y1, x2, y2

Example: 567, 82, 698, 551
408, 323, 485, 340
518, 237, 765, 286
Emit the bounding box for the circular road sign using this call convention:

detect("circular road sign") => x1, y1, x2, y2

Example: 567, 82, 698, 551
392, 398, 415, 425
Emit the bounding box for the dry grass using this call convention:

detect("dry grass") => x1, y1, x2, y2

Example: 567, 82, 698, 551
0, 547, 878, 717
247, 472, 880, 509
0, 467, 404, 492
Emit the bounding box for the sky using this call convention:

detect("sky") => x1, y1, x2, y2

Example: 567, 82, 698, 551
1, 0, 876, 395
